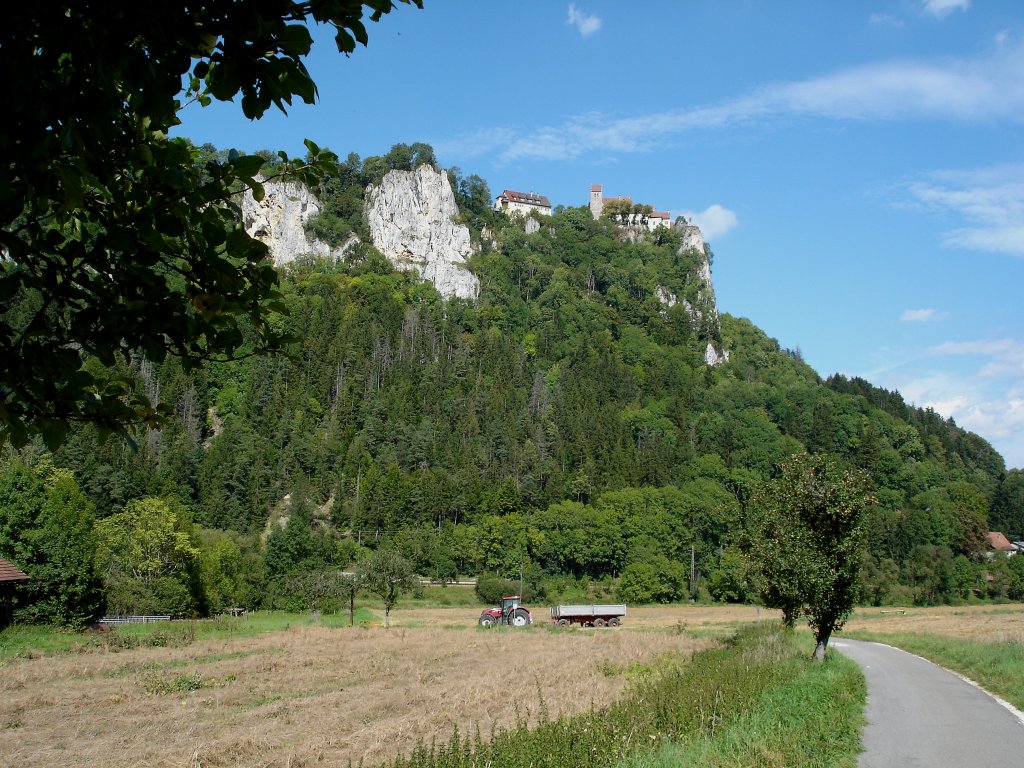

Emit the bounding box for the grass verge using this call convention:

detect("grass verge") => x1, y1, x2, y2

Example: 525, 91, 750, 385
383, 624, 865, 768
0, 607, 380, 660
844, 630, 1024, 711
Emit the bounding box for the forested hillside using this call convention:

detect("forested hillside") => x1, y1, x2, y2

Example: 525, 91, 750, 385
3, 144, 1023, 623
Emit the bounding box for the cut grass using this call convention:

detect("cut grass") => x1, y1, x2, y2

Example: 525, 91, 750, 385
0, 607, 380, 660
384, 625, 864, 768
844, 630, 1024, 711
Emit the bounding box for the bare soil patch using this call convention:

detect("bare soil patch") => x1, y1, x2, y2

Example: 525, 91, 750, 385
0, 620, 708, 768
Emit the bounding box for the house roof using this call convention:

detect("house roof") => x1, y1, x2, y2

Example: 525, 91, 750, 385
986, 531, 1016, 551
0, 557, 29, 583
590, 184, 602, 192
501, 190, 551, 208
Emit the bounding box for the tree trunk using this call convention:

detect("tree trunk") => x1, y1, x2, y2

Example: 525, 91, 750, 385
384, 605, 390, 628
813, 629, 831, 661
349, 592, 355, 627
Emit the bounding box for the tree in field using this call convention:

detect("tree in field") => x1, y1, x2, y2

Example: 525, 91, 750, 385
0, 458, 104, 627
359, 548, 416, 628
95, 496, 202, 616
747, 453, 874, 661
0, 1, 421, 449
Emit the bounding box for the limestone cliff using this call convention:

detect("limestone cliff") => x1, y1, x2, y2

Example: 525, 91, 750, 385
241, 180, 355, 265
657, 223, 730, 366
364, 165, 480, 300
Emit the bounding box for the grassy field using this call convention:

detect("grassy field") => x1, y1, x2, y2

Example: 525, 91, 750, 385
0, 606, 713, 767
841, 603, 1024, 712
2, 599, 1018, 767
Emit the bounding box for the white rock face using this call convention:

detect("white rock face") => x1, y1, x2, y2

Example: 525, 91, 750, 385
365, 165, 480, 300
242, 181, 355, 266
655, 222, 730, 366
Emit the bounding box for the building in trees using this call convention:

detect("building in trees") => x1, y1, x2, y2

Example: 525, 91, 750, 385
493, 190, 552, 218
588, 184, 670, 230
0, 557, 29, 629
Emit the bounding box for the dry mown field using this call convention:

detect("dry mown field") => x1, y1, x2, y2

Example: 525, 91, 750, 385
0, 607, 720, 768
2, 602, 1019, 768
842, 603, 1024, 642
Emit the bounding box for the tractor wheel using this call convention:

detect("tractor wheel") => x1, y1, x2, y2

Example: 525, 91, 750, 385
556, 618, 571, 627
593, 618, 607, 628
479, 613, 496, 627
608, 617, 621, 627
511, 608, 530, 627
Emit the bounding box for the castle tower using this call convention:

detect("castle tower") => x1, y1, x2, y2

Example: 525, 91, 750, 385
589, 184, 603, 219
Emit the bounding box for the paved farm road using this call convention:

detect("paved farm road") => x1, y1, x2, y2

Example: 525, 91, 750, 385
833, 638, 1024, 768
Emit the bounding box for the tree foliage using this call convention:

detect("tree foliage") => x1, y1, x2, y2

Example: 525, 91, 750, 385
0, 458, 104, 626
359, 547, 416, 627
747, 453, 874, 660
0, 1, 421, 448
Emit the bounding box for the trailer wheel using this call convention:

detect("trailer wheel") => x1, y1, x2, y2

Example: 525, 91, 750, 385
511, 608, 530, 627
608, 617, 621, 627
556, 618, 570, 627
593, 618, 607, 628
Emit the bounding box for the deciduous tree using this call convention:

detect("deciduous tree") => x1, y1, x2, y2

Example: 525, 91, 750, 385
747, 453, 874, 660
359, 548, 416, 628
1, 1, 421, 448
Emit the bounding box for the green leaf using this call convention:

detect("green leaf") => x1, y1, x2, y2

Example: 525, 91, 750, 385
231, 154, 266, 178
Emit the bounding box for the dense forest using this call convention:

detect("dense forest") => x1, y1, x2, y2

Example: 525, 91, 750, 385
3, 143, 1023, 625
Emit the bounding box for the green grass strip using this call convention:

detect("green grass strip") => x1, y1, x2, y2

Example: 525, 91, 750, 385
845, 631, 1024, 711
623, 641, 864, 768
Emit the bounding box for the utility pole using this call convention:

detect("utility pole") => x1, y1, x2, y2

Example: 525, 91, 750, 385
690, 545, 696, 600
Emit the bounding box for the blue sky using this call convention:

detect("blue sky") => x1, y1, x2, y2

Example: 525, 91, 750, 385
176, 0, 1024, 469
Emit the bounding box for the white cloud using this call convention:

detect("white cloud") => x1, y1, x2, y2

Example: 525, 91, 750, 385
900, 308, 946, 322
680, 205, 738, 240
869, 13, 905, 28
567, 4, 602, 37
921, 0, 970, 19
481, 38, 1024, 162
905, 164, 1024, 257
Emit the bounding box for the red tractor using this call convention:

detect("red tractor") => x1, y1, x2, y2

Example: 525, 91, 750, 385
478, 595, 533, 627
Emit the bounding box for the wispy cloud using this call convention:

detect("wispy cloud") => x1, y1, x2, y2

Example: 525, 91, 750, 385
921, 0, 970, 19
460, 37, 1024, 163
567, 4, 602, 37
681, 205, 738, 240
904, 164, 1024, 257
900, 308, 947, 322
869, 13, 905, 28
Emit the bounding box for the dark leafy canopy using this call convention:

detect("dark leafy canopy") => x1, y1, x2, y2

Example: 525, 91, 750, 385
747, 453, 874, 660
0, 1, 422, 449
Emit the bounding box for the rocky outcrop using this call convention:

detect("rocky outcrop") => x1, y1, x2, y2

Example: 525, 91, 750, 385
657, 223, 730, 366
241, 180, 356, 266
364, 165, 480, 300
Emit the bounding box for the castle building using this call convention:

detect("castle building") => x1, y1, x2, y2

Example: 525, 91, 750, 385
589, 184, 670, 230
494, 190, 552, 217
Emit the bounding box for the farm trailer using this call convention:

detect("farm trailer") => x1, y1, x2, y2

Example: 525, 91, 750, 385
550, 604, 626, 627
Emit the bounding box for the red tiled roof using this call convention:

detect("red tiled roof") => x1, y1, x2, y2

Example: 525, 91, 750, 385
501, 190, 551, 208
986, 531, 1015, 551
0, 557, 29, 583
591, 184, 602, 192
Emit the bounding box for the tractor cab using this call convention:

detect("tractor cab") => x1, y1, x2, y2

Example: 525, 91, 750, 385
500, 595, 523, 615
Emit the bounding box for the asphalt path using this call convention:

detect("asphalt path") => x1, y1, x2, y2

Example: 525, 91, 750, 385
833, 637, 1024, 768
